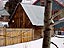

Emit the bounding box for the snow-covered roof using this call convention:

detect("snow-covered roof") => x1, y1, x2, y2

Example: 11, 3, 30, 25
0, 22, 8, 27
59, 17, 64, 21
0, 9, 10, 16
0, 0, 7, 8
22, 0, 37, 4
3, 0, 8, 7
55, 0, 64, 6
0, 0, 9, 16
21, 3, 45, 26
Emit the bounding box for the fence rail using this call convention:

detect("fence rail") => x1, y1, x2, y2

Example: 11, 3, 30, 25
0, 28, 34, 46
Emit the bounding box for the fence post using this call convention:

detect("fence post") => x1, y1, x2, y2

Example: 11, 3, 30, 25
32, 29, 34, 40
3, 27, 6, 46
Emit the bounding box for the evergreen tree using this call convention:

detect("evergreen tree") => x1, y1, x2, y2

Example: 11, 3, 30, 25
5, 0, 22, 15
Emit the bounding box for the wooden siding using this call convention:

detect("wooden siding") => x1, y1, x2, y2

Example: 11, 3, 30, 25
0, 16, 9, 22
9, 4, 32, 28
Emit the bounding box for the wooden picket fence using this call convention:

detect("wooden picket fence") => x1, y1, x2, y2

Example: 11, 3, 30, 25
0, 28, 34, 46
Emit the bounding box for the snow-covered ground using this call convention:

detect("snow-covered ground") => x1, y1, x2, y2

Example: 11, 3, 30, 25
22, 0, 36, 4
0, 36, 64, 48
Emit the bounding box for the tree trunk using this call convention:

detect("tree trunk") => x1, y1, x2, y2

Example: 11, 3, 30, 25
42, 0, 52, 48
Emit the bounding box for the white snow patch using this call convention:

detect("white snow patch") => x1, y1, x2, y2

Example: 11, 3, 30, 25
0, 37, 64, 48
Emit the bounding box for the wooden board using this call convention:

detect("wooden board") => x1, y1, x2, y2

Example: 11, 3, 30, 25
17, 35, 22, 43
0, 28, 5, 35
0, 36, 5, 46
6, 37, 13, 45
21, 29, 33, 42
0, 28, 34, 46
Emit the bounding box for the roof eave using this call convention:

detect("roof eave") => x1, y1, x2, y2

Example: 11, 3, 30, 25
33, 0, 64, 8
33, 0, 40, 5
54, 0, 64, 8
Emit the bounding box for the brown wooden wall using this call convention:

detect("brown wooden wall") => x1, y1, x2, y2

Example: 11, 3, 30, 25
0, 16, 9, 22
33, 26, 43, 39
9, 4, 32, 28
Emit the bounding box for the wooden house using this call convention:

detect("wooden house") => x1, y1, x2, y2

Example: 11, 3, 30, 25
33, 0, 64, 19
0, 0, 10, 27
9, 3, 45, 39
0, 9, 10, 22
54, 18, 64, 34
